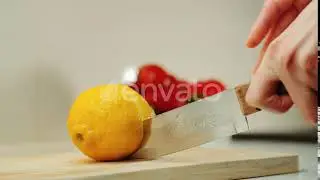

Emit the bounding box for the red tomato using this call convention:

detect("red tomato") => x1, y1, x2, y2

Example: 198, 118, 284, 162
136, 64, 189, 114
135, 64, 226, 114
175, 80, 193, 102
195, 79, 226, 98
128, 82, 140, 93
137, 64, 168, 86
141, 81, 188, 114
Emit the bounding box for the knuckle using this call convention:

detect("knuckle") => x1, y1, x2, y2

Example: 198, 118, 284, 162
245, 88, 262, 108
266, 40, 281, 62
304, 52, 317, 71
279, 53, 291, 72
267, 40, 291, 74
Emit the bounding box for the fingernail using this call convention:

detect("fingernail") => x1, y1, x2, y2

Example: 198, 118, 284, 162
246, 39, 257, 48
246, 30, 255, 48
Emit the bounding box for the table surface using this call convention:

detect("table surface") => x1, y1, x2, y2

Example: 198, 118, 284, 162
0, 132, 317, 180
202, 133, 318, 180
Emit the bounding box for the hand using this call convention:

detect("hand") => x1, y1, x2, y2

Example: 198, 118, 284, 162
247, 0, 312, 73
245, 0, 318, 124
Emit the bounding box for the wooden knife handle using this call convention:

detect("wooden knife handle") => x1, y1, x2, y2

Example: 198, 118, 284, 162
234, 82, 288, 116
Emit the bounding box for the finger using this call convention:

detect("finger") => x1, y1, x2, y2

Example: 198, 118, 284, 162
297, 29, 318, 77
294, 30, 318, 91
293, 0, 312, 12
267, 6, 299, 42
246, 0, 295, 48
281, 73, 317, 124
276, 0, 318, 90
292, 60, 318, 92
252, 7, 299, 74
252, 45, 268, 74
246, 61, 293, 113
272, 0, 317, 124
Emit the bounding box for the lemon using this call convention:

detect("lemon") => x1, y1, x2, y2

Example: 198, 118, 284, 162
67, 84, 155, 161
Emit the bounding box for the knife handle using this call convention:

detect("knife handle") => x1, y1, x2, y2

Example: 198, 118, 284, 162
234, 82, 288, 116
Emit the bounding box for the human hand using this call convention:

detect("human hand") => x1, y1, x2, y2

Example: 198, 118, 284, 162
247, 0, 312, 73
245, 0, 318, 124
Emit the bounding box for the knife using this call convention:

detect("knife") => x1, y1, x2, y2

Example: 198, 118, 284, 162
131, 82, 287, 159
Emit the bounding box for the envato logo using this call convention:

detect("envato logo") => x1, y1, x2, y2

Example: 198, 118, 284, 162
120, 82, 224, 103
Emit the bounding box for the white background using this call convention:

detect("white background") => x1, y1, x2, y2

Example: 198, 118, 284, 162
0, 0, 313, 144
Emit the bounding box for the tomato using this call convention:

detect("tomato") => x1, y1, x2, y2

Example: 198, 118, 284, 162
196, 79, 226, 97
137, 64, 168, 86
135, 63, 226, 113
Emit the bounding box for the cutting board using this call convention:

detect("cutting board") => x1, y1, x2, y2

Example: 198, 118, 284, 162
0, 146, 299, 180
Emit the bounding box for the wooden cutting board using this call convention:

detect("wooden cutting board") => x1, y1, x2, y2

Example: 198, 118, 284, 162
0, 146, 298, 180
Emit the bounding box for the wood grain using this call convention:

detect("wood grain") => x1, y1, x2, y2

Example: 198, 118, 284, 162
0, 145, 299, 180
234, 83, 261, 116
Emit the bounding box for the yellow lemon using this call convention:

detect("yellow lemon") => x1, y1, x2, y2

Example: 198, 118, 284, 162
67, 84, 155, 161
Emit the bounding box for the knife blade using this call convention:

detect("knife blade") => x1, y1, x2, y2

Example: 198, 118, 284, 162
131, 83, 264, 159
